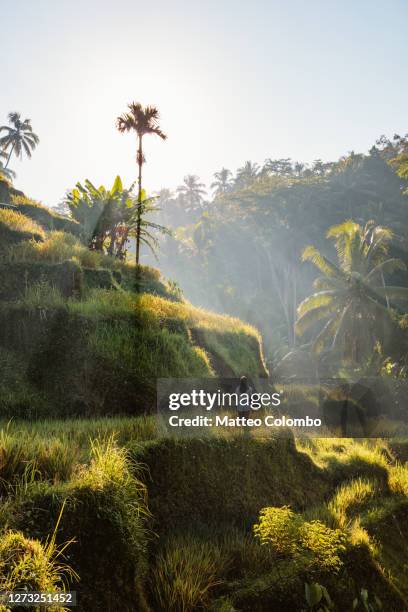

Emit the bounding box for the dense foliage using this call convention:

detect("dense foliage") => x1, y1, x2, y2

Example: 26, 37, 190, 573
153, 136, 408, 370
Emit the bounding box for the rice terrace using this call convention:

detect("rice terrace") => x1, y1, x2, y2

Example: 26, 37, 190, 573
1, 2, 408, 611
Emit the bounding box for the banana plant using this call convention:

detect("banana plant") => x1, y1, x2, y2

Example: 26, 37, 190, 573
65, 176, 169, 259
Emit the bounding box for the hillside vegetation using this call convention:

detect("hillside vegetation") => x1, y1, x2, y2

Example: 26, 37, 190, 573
0, 419, 406, 611
0, 178, 407, 611
0, 186, 267, 419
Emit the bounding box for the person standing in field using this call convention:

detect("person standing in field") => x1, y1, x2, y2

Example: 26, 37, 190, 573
235, 375, 253, 420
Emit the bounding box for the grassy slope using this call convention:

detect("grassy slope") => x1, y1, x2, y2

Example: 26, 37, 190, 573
0, 192, 406, 610
0, 421, 406, 611
0, 202, 267, 417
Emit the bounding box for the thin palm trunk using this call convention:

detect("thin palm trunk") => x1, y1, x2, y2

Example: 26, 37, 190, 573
136, 135, 143, 265
5, 143, 15, 169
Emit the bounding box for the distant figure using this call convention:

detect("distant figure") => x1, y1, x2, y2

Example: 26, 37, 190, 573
235, 375, 253, 420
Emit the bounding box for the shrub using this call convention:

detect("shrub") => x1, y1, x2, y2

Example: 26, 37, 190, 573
254, 506, 347, 573
253, 506, 300, 554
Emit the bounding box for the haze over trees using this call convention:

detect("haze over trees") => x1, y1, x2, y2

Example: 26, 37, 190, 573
1, 101, 408, 609
152, 134, 408, 373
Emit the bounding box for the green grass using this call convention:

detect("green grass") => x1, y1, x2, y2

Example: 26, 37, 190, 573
0, 283, 267, 416
0, 417, 158, 487
149, 536, 227, 612
0, 208, 46, 250
0, 417, 407, 610
10, 194, 80, 235
0, 528, 76, 610
2, 436, 150, 612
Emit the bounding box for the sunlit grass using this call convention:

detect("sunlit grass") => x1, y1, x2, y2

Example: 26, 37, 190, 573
150, 536, 226, 611
0, 417, 159, 487
0, 208, 45, 239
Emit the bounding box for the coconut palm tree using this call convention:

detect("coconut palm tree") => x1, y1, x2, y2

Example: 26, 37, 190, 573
116, 102, 167, 264
176, 175, 206, 212
0, 112, 39, 169
295, 220, 408, 363
234, 161, 260, 188
211, 168, 233, 197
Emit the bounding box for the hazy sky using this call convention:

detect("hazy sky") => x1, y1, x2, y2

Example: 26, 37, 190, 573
1, 0, 407, 206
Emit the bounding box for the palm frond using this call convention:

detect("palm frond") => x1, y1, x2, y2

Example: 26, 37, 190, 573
327, 219, 359, 239
313, 276, 344, 290
302, 246, 344, 278
365, 258, 406, 283
295, 299, 340, 336
297, 290, 337, 317
373, 286, 408, 302
312, 317, 339, 354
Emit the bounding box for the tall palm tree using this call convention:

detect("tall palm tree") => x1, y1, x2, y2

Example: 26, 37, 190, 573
235, 161, 259, 188
0, 112, 39, 169
211, 168, 233, 197
116, 102, 167, 264
177, 175, 206, 211
295, 220, 408, 363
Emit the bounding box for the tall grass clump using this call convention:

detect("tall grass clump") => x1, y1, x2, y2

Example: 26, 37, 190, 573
0, 515, 77, 611
21, 281, 68, 310
0, 416, 159, 450
0, 208, 45, 239
0, 426, 79, 487
6, 436, 151, 611
150, 536, 226, 612
327, 478, 378, 528
8, 231, 119, 269
388, 462, 408, 495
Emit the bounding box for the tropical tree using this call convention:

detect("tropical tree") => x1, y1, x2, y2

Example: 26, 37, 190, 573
294, 162, 305, 177
211, 168, 233, 196
262, 158, 293, 177
295, 220, 408, 363
66, 176, 168, 259
235, 161, 260, 188
0, 112, 39, 169
177, 175, 206, 212
116, 102, 167, 264
390, 137, 408, 195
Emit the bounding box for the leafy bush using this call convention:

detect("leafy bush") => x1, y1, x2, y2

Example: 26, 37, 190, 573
253, 506, 300, 554
254, 506, 347, 573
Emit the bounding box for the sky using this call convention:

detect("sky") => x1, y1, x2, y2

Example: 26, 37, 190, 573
1, 0, 408, 207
